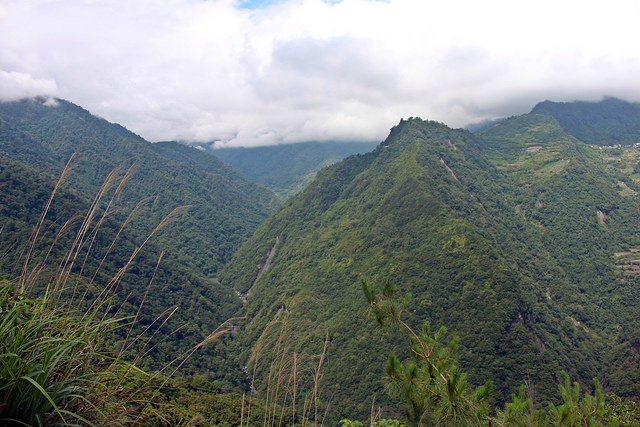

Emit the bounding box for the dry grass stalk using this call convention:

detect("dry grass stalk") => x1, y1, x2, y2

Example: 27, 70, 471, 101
132, 316, 245, 422
18, 153, 76, 293
246, 304, 332, 427
2, 160, 228, 424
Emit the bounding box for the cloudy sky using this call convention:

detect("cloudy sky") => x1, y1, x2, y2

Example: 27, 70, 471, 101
1, 0, 640, 146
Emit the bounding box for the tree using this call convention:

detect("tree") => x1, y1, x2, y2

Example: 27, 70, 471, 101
363, 279, 615, 426
363, 279, 491, 426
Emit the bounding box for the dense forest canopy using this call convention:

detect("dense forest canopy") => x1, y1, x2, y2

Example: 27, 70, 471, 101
221, 103, 640, 421
530, 98, 640, 146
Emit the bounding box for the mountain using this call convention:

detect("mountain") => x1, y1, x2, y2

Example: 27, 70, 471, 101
0, 97, 278, 383
0, 97, 277, 276
218, 115, 640, 421
5, 95, 640, 422
191, 140, 378, 199
530, 97, 640, 145
477, 111, 640, 398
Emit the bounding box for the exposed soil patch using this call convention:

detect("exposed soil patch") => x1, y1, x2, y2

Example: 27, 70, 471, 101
538, 159, 570, 174
234, 288, 247, 304
258, 236, 280, 276
569, 316, 590, 333
615, 249, 640, 257
248, 236, 280, 296
618, 181, 638, 196
515, 310, 545, 351
614, 249, 640, 275
597, 210, 607, 225
440, 158, 459, 181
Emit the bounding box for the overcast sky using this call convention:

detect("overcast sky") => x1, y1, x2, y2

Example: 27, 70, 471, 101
1, 0, 640, 147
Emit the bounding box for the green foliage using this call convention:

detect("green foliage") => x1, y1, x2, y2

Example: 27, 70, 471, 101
5, 96, 640, 424
0, 161, 255, 425
148, 375, 272, 426
603, 394, 640, 425
531, 97, 640, 145
0, 97, 274, 379
0, 97, 277, 278
223, 112, 640, 421
547, 372, 604, 425
364, 279, 492, 426
364, 280, 625, 426
0, 284, 148, 425
222, 117, 607, 419
479, 111, 640, 401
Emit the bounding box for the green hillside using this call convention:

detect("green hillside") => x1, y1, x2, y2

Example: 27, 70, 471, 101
5, 96, 640, 423
218, 117, 632, 421
0, 97, 277, 276
0, 97, 278, 383
202, 140, 378, 199
478, 113, 640, 398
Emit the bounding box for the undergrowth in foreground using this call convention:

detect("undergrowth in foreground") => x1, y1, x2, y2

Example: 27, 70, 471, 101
0, 283, 150, 424
0, 158, 210, 425
0, 159, 159, 424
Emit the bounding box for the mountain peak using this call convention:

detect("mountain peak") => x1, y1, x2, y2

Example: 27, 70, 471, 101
388, 117, 450, 138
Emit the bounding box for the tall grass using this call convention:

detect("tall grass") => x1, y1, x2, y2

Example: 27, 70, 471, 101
0, 159, 218, 424
1, 157, 332, 425
241, 301, 331, 427
0, 284, 147, 425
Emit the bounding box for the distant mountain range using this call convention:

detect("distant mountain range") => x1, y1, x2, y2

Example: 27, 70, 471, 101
531, 97, 640, 145
181, 140, 378, 199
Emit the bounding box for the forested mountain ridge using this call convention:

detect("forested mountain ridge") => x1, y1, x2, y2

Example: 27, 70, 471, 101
530, 97, 640, 145
4, 95, 640, 423
219, 116, 635, 421
0, 97, 278, 382
0, 97, 278, 276
477, 112, 640, 397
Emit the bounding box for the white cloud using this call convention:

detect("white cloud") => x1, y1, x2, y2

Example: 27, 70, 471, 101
0, 70, 58, 101
1, 0, 640, 146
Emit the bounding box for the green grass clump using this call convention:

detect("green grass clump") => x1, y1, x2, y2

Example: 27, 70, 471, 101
0, 283, 148, 425
0, 160, 159, 425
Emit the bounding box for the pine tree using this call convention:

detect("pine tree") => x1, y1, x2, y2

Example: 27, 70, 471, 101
363, 279, 492, 426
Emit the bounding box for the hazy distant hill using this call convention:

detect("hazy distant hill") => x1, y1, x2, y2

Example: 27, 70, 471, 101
0, 97, 277, 382
220, 110, 640, 420
194, 140, 378, 199
531, 97, 640, 145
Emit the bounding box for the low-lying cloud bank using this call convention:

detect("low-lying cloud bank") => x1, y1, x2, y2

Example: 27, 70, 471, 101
2, 0, 639, 146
